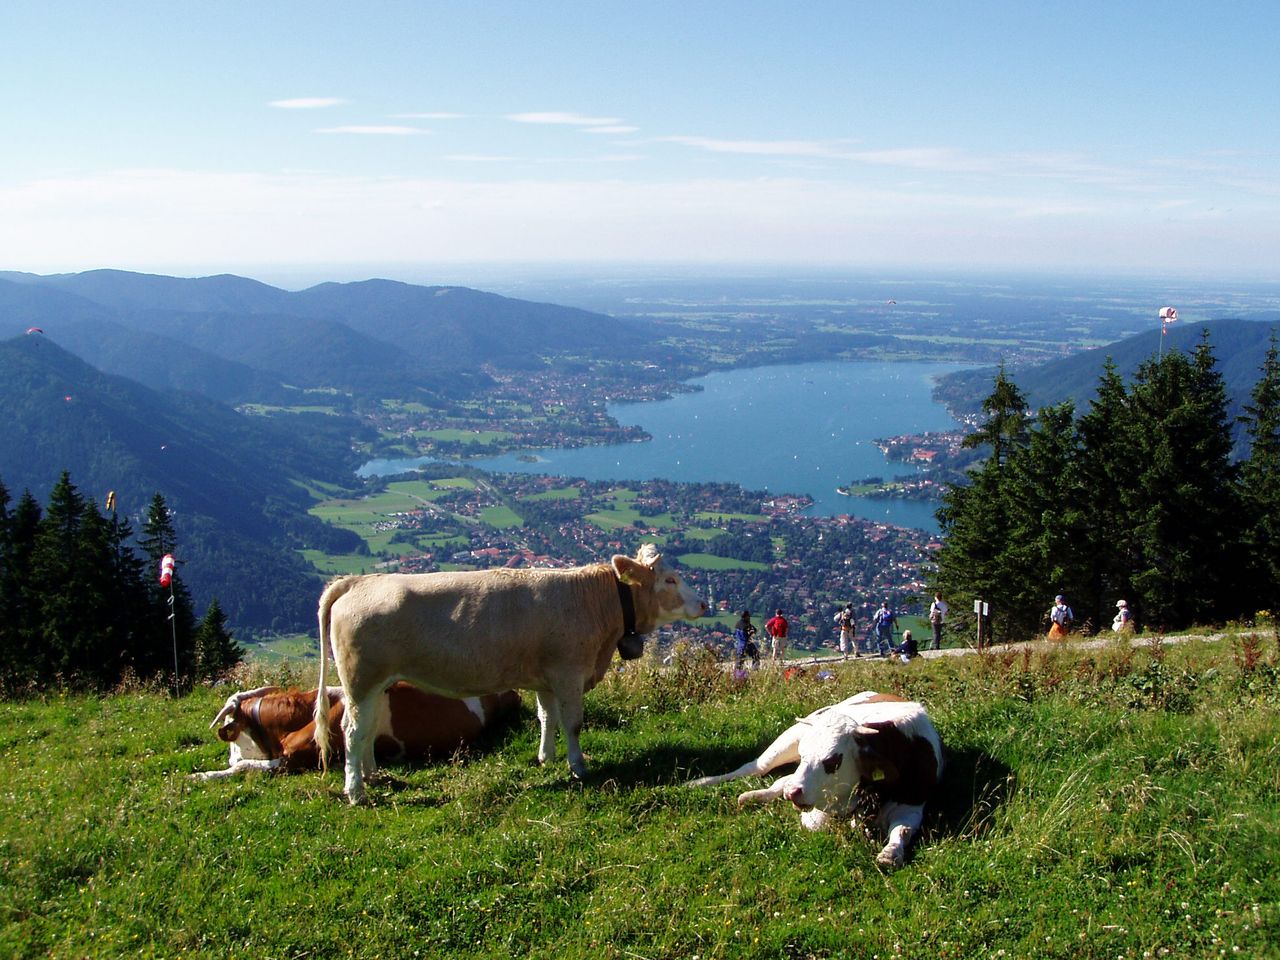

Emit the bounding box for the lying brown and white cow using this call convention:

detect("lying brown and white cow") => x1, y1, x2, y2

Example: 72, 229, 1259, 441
316, 544, 708, 803
193, 682, 520, 781
686, 691, 943, 868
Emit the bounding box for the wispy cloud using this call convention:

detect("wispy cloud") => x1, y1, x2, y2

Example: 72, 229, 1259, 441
314, 125, 430, 136
507, 111, 623, 126
269, 98, 348, 110
584, 125, 639, 135
658, 135, 856, 158
394, 112, 466, 120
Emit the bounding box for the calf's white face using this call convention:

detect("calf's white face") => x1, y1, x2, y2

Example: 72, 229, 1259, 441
784, 718, 864, 816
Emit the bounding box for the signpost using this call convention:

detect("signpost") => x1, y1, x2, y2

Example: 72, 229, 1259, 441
973, 599, 990, 649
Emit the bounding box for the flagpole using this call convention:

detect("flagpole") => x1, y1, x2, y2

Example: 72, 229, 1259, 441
168, 582, 180, 698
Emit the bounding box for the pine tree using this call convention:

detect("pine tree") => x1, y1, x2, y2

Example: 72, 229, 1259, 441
30, 472, 89, 680
139, 493, 197, 688
1238, 331, 1280, 637
2, 491, 42, 686
1127, 336, 1239, 629
961, 362, 1030, 467
936, 367, 1034, 642
1074, 360, 1140, 626
999, 401, 1087, 634
193, 598, 244, 681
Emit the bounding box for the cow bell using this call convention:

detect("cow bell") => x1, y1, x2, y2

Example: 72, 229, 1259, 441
617, 632, 645, 660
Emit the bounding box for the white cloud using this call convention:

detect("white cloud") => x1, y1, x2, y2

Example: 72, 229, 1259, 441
506, 111, 623, 126
394, 112, 466, 120
659, 135, 856, 158
269, 98, 348, 109
585, 125, 639, 135
314, 125, 430, 136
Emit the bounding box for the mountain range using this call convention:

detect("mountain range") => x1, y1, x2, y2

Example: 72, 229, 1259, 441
3, 268, 1278, 632
0, 269, 647, 405
935, 317, 1280, 443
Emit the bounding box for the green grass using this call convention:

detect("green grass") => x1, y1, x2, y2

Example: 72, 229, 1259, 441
415, 429, 515, 444
675, 552, 771, 571
520, 487, 582, 502
1, 637, 1277, 958
478, 505, 523, 529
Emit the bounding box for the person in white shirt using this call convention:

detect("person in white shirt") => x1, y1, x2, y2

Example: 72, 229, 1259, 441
928, 593, 949, 650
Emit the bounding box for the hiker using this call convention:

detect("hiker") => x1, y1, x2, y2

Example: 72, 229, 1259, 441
765, 608, 790, 663
872, 601, 897, 657
834, 603, 856, 659
1048, 594, 1074, 640
1112, 599, 1134, 633
733, 610, 760, 670
928, 592, 949, 650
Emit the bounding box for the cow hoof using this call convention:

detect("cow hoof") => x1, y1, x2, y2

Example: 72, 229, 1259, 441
875, 850, 905, 869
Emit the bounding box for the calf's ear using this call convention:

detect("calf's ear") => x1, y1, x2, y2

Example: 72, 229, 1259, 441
612, 555, 656, 588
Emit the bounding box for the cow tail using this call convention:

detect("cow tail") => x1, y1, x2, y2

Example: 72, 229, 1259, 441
315, 576, 356, 772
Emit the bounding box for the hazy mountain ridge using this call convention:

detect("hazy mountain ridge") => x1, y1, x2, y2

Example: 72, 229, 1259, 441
0, 270, 644, 398
0, 335, 368, 630
935, 317, 1280, 435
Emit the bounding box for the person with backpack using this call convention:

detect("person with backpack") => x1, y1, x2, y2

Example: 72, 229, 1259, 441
733, 609, 760, 670
1048, 594, 1074, 640
872, 601, 898, 657
928, 592, 949, 650
833, 603, 856, 659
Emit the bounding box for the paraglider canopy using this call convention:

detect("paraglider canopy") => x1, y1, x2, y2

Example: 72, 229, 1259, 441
25, 327, 44, 335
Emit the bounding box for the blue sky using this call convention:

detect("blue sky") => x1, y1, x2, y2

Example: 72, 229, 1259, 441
3, 0, 1278, 281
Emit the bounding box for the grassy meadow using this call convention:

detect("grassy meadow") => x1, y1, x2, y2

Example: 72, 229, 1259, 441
1, 634, 1277, 958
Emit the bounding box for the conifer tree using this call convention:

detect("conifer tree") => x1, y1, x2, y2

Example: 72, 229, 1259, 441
1127, 337, 1238, 628
193, 598, 244, 681
30, 472, 89, 680
936, 367, 1033, 641
139, 493, 197, 685
961, 362, 1030, 467
999, 401, 1087, 633
1, 490, 42, 686
1238, 331, 1280, 636
1074, 360, 1140, 625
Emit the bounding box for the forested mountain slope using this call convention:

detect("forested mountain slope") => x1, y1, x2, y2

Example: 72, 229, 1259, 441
0, 335, 367, 630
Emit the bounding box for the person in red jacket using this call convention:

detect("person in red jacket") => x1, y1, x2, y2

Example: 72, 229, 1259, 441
765, 608, 790, 663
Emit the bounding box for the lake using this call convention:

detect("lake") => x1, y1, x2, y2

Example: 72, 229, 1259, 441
360, 360, 974, 533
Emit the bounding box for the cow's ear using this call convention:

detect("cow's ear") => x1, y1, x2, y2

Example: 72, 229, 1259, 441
613, 555, 655, 587
215, 723, 239, 743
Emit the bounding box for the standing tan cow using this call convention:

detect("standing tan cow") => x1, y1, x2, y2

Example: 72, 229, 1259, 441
316, 544, 707, 803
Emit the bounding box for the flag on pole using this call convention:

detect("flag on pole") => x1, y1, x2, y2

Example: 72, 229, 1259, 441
159, 554, 175, 587
1159, 306, 1178, 334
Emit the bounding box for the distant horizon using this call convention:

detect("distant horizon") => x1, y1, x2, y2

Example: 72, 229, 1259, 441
8, 261, 1280, 295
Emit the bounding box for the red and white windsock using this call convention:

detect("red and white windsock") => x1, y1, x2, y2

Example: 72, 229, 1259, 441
159, 554, 176, 588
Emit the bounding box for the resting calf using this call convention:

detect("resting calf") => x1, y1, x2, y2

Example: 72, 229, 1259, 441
194, 683, 518, 780
687, 691, 943, 868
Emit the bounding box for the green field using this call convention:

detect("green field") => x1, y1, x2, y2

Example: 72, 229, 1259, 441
675, 552, 771, 571
2, 635, 1276, 957
520, 486, 581, 502
478, 504, 523, 529
414, 429, 515, 445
